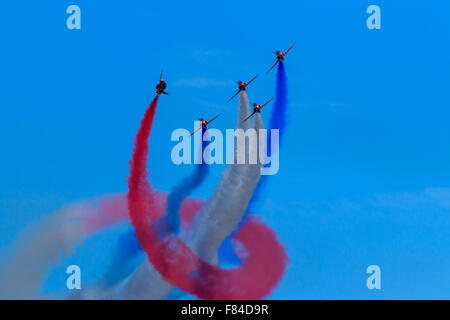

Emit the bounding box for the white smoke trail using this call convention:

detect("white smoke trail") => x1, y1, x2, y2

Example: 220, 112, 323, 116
187, 113, 263, 264
0, 204, 91, 299
0, 92, 264, 300
115, 91, 264, 299
110, 262, 172, 299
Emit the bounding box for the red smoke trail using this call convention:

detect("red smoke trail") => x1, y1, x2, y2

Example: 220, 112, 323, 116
82, 192, 203, 235
127, 95, 288, 299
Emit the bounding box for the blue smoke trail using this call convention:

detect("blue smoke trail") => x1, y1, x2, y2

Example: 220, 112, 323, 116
159, 127, 211, 299
96, 229, 144, 293
250, 60, 288, 206
166, 127, 209, 233
269, 61, 288, 146
94, 128, 210, 297
218, 61, 288, 266
117, 93, 255, 299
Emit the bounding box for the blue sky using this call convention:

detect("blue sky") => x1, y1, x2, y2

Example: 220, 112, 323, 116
0, 1, 449, 299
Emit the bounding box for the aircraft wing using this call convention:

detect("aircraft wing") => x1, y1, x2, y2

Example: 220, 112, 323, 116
267, 60, 279, 73
246, 75, 258, 86
227, 90, 241, 102
207, 113, 221, 124
261, 97, 273, 108
190, 126, 203, 137
242, 111, 256, 123
284, 43, 295, 55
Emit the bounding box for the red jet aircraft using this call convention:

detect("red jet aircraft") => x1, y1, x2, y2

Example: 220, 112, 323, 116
267, 43, 295, 73
242, 98, 273, 122
156, 71, 169, 95
227, 75, 258, 102
190, 113, 222, 136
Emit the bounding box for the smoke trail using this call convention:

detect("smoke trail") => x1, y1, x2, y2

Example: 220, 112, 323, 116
80, 193, 204, 300
191, 111, 265, 291
86, 127, 211, 299
99, 230, 144, 289
117, 91, 251, 298
117, 91, 252, 299
125, 90, 287, 299
166, 127, 209, 233
127, 95, 159, 207
253, 61, 288, 201
0, 189, 204, 299
0, 89, 288, 299
268, 61, 288, 148
0, 91, 158, 300
95, 124, 211, 298
188, 111, 264, 264
240, 62, 288, 213
122, 94, 176, 299
218, 62, 288, 264
184, 91, 260, 266
70, 92, 160, 300
0, 190, 141, 299
103, 127, 211, 299
78, 229, 145, 300
182, 108, 264, 296
0, 203, 94, 299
